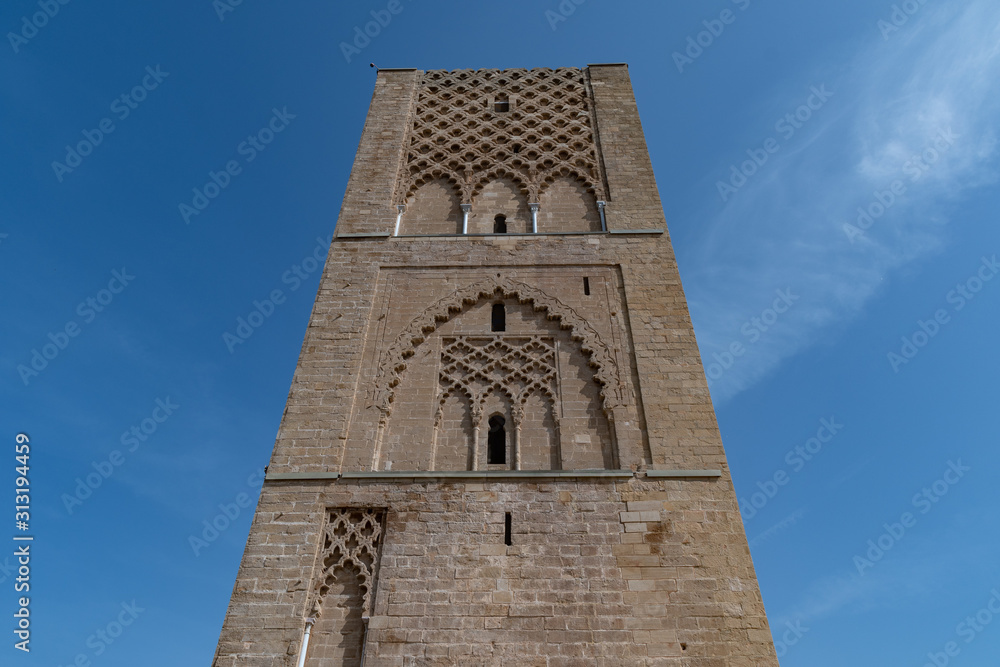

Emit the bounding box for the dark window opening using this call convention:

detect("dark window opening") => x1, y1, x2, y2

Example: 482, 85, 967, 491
494, 214, 507, 234
583, 277, 591, 295
494, 95, 510, 113
512, 144, 521, 154
504, 512, 512, 546
488, 415, 506, 464
491, 303, 506, 332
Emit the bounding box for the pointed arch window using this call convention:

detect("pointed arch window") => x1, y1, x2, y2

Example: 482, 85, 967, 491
493, 214, 507, 234
487, 415, 506, 464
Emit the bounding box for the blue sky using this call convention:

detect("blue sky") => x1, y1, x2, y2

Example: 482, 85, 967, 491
2, 1, 999, 664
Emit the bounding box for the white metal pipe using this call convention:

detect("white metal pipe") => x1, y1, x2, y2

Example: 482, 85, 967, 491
393, 204, 405, 236
296, 618, 316, 667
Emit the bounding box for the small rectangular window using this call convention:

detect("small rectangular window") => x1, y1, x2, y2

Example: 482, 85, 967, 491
583, 277, 590, 295
504, 512, 512, 546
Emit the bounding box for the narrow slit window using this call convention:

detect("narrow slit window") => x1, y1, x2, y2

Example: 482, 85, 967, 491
504, 512, 512, 546
491, 303, 506, 332
488, 415, 506, 464
494, 214, 507, 234
583, 277, 590, 295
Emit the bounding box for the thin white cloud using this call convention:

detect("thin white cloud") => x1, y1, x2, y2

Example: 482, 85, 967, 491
682, 0, 1000, 402
770, 507, 1000, 630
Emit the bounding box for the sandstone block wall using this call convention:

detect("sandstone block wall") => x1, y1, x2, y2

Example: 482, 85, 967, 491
213, 64, 778, 666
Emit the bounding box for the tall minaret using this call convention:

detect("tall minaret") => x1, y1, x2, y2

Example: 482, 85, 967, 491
214, 64, 778, 667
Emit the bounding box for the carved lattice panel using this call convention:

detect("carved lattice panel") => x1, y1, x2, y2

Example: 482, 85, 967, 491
309, 508, 386, 619
437, 336, 557, 418
399, 68, 606, 205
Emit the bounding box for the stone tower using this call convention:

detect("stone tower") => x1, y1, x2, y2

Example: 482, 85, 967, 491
214, 64, 779, 666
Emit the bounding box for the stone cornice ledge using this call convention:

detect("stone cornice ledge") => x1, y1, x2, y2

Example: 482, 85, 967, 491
646, 469, 722, 478
265, 469, 721, 481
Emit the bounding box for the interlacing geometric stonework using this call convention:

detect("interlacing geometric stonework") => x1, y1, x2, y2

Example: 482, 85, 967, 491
372, 275, 626, 420
396, 67, 607, 205
437, 335, 558, 423
308, 508, 386, 619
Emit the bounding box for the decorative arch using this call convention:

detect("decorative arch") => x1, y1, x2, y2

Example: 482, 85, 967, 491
470, 167, 533, 202
538, 172, 603, 233
403, 168, 463, 204
538, 167, 599, 198
306, 508, 386, 620
372, 276, 624, 417
401, 176, 463, 235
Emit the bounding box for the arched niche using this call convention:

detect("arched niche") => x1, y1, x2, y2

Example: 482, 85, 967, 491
401, 177, 462, 234
538, 174, 601, 232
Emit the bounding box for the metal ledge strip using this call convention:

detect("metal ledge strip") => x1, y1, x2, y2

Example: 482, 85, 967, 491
334, 232, 392, 239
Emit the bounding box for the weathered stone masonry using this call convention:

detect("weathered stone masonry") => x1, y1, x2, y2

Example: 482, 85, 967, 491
213, 64, 778, 666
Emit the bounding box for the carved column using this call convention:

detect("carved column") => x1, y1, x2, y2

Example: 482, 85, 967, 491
470, 404, 483, 471
429, 407, 443, 471
511, 405, 524, 470
371, 412, 389, 471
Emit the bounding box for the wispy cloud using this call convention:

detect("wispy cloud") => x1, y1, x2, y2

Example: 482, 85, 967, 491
683, 0, 1000, 402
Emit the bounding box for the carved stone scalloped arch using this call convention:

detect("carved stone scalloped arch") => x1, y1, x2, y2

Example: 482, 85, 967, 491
372, 276, 625, 416
470, 168, 534, 203
403, 169, 465, 204
538, 167, 600, 199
